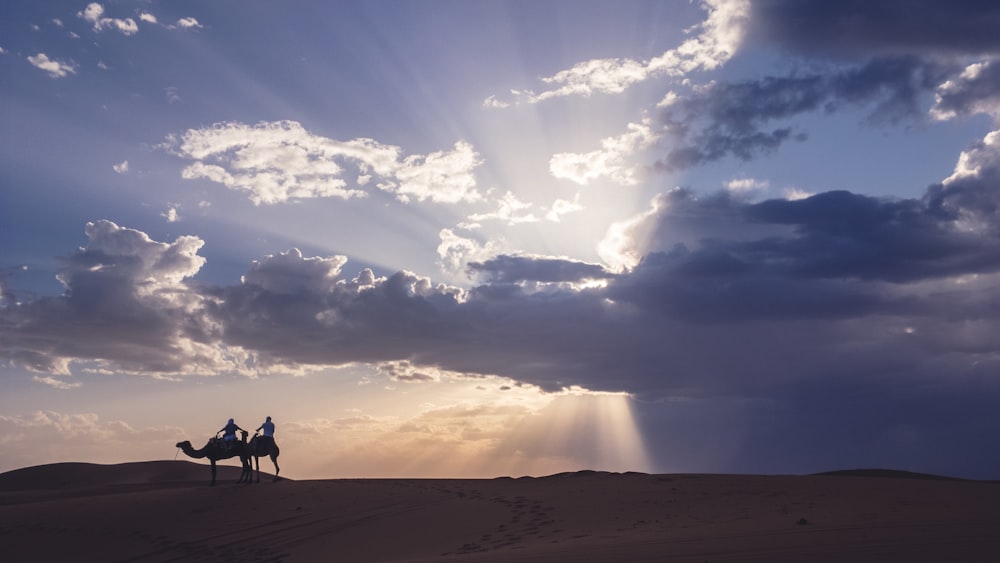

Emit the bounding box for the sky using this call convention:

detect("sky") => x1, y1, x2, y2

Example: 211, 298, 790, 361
2, 0, 999, 480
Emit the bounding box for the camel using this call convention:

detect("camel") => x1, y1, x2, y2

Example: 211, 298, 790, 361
247, 433, 281, 483
175, 431, 252, 486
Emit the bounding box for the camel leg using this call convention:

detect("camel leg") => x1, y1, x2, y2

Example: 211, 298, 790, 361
271, 453, 280, 481
239, 457, 251, 484
210, 460, 217, 486
254, 456, 261, 483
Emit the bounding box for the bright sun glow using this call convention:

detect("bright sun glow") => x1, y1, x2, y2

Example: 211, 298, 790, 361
268, 374, 650, 479
517, 390, 652, 475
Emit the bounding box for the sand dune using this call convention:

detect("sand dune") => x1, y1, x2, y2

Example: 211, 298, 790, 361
1, 462, 997, 562
0, 460, 258, 491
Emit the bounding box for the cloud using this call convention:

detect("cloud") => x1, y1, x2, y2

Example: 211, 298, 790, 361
78, 3, 139, 35
5, 133, 1000, 401
139, 13, 157, 25
377, 360, 440, 383
203, 257, 472, 369
466, 255, 611, 284
31, 375, 81, 390
545, 195, 584, 222
165, 86, 181, 104
176, 17, 203, 30
726, 177, 769, 194
162, 205, 180, 223
931, 60, 1000, 121
241, 248, 348, 295
167, 120, 483, 205
0, 220, 234, 376
550, 119, 659, 185
0, 411, 184, 470
112, 160, 128, 174
597, 194, 671, 271
465, 192, 582, 226
489, 0, 750, 106
784, 187, 813, 201
656, 56, 951, 170
616, 145, 1000, 286
78, 3, 104, 25
466, 191, 539, 225
929, 129, 1000, 233
27, 53, 77, 78
436, 228, 505, 276
481, 95, 509, 109
373, 359, 485, 384
532, 57, 649, 101
391, 141, 483, 204
746, 0, 1000, 60
646, 3, 1000, 171
0, 411, 145, 440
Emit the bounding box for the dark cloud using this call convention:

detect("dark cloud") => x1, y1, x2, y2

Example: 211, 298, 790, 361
657, 2, 1000, 171
745, 190, 1000, 282
466, 254, 611, 284
746, 0, 1000, 59
0, 221, 216, 375
205, 265, 467, 368
602, 183, 1000, 324
658, 57, 951, 170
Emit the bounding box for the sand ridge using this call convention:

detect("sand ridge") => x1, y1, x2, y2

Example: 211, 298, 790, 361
1, 462, 998, 562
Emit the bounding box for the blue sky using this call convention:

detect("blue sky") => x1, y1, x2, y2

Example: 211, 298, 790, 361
2, 0, 999, 479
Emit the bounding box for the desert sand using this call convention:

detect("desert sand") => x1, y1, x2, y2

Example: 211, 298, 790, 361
1, 462, 997, 562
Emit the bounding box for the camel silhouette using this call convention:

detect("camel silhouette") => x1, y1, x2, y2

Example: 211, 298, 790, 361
247, 434, 281, 483
175, 430, 252, 486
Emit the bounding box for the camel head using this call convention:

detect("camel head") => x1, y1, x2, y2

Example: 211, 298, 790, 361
175, 440, 191, 448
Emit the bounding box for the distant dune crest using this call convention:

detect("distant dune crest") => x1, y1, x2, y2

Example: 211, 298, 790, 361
0, 460, 277, 491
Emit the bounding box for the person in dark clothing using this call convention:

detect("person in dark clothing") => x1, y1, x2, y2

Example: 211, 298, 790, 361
218, 418, 245, 443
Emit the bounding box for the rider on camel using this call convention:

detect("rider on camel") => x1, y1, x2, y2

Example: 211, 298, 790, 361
255, 416, 276, 448
217, 418, 245, 451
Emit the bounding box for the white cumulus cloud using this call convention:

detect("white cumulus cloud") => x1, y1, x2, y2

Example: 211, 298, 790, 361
168, 120, 483, 205
27, 53, 77, 78
437, 228, 504, 277
726, 177, 769, 193
176, 17, 203, 29
162, 205, 180, 223
488, 0, 749, 106
78, 3, 138, 35
546, 194, 584, 222
549, 119, 659, 185
391, 141, 483, 204
466, 191, 540, 225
